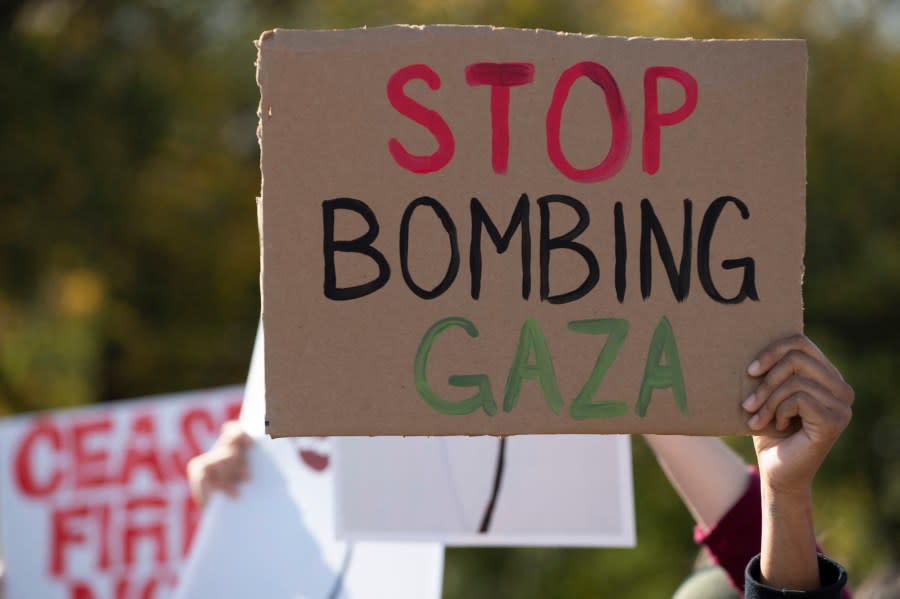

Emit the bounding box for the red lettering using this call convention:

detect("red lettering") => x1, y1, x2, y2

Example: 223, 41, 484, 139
642, 66, 698, 174
14, 420, 63, 497
96, 501, 112, 571
123, 495, 168, 567
181, 492, 201, 557
139, 577, 161, 599
119, 573, 171, 599
120, 413, 166, 485
387, 64, 455, 174
72, 574, 170, 599
73, 416, 112, 488
172, 407, 218, 478
180, 407, 216, 457
52, 506, 89, 576
546, 61, 631, 182
224, 399, 242, 422
70, 581, 98, 599
51, 502, 111, 576
465, 62, 535, 174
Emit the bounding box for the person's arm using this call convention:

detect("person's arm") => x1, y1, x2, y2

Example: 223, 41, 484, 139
643, 435, 749, 530
742, 334, 853, 595
186, 420, 253, 507
644, 434, 762, 591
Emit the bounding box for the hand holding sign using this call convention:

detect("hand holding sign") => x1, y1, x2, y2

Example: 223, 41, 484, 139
187, 421, 252, 506
743, 334, 854, 494
741, 335, 853, 591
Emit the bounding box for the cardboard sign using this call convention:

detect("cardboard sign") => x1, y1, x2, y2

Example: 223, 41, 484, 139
335, 435, 634, 546
258, 26, 806, 436
173, 324, 444, 599
0, 387, 243, 599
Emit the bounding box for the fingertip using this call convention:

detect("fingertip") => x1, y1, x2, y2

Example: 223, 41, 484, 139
747, 360, 762, 376
742, 393, 757, 411
748, 413, 762, 430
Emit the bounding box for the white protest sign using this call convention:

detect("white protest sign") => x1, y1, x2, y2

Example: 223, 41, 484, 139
336, 434, 634, 546
0, 387, 243, 599
172, 324, 444, 599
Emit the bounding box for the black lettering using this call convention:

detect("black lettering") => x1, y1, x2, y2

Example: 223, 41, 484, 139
322, 198, 390, 301
399, 197, 460, 299
640, 198, 692, 301
614, 201, 626, 303
698, 196, 759, 304
538, 194, 599, 304
470, 194, 531, 300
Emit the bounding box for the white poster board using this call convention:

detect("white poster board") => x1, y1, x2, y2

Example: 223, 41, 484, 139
336, 434, 634, 546
0, 387, 243, 599
172, 325, 444, 599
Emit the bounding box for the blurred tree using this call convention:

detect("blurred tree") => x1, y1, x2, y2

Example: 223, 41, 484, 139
1, 0, 897, 596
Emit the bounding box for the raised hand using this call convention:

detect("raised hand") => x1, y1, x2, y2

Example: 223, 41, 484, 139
742, 334, 853, 591
742, 334, 853, 494
187, 420, 253, 507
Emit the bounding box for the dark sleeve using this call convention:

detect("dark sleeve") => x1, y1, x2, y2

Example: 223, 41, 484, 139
694, 466, 762, 591
744, 553, 848, 599
694, 468, 853, 599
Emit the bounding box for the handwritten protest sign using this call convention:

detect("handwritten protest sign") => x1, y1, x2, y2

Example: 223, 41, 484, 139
0, 387, 242, 599
173, 324, 444, 599
258, 26, 806, 436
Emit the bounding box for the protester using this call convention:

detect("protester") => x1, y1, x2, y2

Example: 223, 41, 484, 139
188, 334, 852, 597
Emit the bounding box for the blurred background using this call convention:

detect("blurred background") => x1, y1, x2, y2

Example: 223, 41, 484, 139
1, 0, 898, 596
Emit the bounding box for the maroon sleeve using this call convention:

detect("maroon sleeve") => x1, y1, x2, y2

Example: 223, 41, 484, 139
695, 466, 852, 599
694, 466, 762, 591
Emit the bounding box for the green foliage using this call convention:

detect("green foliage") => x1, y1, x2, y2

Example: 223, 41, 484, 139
2, 0, 898, 595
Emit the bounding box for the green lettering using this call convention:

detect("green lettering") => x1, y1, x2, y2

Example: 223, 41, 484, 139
414, 317, 497, 416
503, 317, 563, 415
567, 318, 630, 420
636, 316, 688, 417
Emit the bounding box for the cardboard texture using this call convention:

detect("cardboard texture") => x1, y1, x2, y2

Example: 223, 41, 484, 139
258, 26, 806, 436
